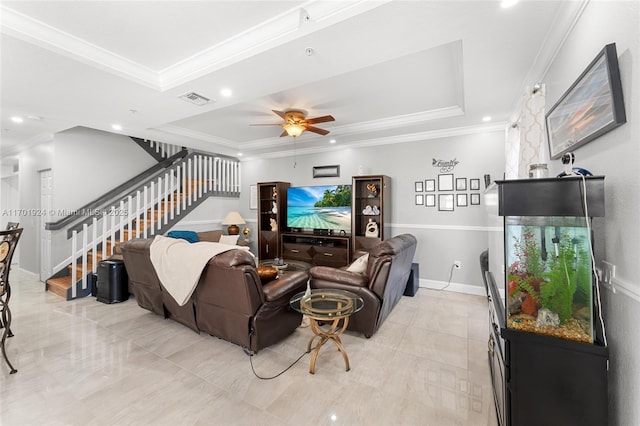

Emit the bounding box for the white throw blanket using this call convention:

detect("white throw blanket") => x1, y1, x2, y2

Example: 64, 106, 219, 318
149, 235, 251, 306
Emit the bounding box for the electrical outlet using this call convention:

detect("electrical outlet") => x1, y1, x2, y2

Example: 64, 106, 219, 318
601, 260, 616, 292
454, 260, 462, 269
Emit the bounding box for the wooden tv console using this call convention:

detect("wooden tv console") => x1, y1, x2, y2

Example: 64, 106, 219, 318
281, 233, 350, 268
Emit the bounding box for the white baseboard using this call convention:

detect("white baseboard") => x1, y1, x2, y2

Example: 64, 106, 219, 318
419, 278, 487, 297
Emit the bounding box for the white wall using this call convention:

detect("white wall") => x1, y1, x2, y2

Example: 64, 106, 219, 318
541, 2, 639, 425
241, 129, 505, 294
52, 127, 157, 212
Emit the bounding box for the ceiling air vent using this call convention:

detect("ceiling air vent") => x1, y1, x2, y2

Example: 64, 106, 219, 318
178, 91, 212, 106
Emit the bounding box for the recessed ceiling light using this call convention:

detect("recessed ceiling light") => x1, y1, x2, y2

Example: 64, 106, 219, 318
482, 116, 492, 122
10, 116, 24, 123
329, 139, 336, 144
237, 152, 243, 157
501, 0, 519, 8
220, 88, 232, 97
111, 124, 123, 131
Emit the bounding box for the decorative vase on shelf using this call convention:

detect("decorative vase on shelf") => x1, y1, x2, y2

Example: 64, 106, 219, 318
365, 218, 379, 238
366, 183, 378, 198
272, 201, 277, 214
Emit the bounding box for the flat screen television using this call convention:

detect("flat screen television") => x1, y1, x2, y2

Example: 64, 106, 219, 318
286, 185, 352, 234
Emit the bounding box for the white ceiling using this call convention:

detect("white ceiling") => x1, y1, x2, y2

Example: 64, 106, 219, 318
1, 1, 584, 163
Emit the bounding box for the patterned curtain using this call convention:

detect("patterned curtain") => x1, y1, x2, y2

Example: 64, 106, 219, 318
505, 84, 547, 179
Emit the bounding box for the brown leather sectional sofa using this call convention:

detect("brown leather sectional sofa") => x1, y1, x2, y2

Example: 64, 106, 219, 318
121, 234, 308, 353
309, 234, 417, 338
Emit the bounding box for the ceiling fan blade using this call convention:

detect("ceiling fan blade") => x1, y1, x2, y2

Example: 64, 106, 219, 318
306, 115, 335, 125
279, 130, 289, 137
305, 125, 330, 136
272, 110, 287, 119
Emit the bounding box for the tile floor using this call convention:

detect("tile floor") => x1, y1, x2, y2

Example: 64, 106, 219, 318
1, 269, 498, 426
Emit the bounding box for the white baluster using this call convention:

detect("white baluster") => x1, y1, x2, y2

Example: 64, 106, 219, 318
91, 216, 98, 273
169, 171, 175, 221
143, 186, 148, 238
150, 181, 155, 235
127, 195, 134, 240
82, 223, 88, 292
71, 230, 78, 299
157, 176, 163, 232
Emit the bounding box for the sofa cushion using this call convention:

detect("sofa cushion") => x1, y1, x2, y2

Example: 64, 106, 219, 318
219, 234, 239, 245
166, 230, 199, 243
346, 253, 369, 274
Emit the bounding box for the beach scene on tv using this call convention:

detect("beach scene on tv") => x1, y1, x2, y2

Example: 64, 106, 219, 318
287, 185, 352, 232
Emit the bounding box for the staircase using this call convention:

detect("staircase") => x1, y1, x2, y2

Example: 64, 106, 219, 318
45, 149, 241, 300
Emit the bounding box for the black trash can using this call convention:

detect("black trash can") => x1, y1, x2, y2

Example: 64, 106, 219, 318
96, 259, 129, 304
404, 263, 419, 296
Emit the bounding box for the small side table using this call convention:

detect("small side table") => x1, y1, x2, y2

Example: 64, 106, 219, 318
290, 289, 364, 374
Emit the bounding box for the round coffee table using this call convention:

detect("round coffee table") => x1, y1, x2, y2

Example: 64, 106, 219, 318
290, 289, 364, 374
259, 259, 312, 274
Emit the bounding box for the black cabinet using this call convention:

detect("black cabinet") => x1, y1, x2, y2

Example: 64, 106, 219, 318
485, 177, 609, 426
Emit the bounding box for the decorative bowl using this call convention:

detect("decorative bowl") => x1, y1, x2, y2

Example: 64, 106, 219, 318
256, 266, 278, 283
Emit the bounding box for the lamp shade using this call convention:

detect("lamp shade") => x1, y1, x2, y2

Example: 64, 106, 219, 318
222, 211, 245, 235
283, 123, 305, 137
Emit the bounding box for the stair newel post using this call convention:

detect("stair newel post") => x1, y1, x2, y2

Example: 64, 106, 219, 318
91, 216, 98, 273
143, 186, 148, 239
71, 230, 78, 299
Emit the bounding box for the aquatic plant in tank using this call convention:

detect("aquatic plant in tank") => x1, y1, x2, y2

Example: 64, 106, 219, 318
506, 223, 593, 343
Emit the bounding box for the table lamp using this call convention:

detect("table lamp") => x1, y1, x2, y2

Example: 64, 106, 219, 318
222, 211, 245, 235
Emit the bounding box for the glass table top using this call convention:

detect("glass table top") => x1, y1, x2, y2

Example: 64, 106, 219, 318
290, 289, 364, 321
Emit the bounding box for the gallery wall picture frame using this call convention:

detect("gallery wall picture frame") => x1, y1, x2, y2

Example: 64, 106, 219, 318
415, 194, 424, 205
438, 194, 454, 211
470, 178, 480, 191
456, 177, 467, 191
425, 179, 436, 192
545, 43, 627, 159
415, 181, 424, 192
470, 193, 481, 205
425, 194, 436, 207
438, 174, 454, 191
457, 193, 468, 207
313, 164, 340, 178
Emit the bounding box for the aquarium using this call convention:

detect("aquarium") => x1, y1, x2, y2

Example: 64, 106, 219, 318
505, 216, 594, 343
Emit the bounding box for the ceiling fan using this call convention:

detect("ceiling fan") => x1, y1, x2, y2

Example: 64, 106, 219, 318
251, 110, 335, 137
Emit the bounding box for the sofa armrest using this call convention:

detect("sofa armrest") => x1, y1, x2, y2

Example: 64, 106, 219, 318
262, 271, 308, 302
309, 266, 369, 288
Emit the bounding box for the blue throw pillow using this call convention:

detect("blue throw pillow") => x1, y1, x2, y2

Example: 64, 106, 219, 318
166, 230, 199, 243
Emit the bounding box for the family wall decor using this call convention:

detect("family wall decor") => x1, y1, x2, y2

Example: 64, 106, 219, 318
415, 173, 482, 212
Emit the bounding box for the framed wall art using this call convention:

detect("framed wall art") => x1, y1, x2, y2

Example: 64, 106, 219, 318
455, 178, 467, 191
438, 174, 454, 191
470, 179, 480, 191
457, 194, 468, 207
313, 165, 340, 178
470, 193, 480, 205
415, 181, 423, 192
546, 43, 626, 159
425, 194, 436, 207
425, 179, 435, 192
415, 194, 424, 205
438, 194, 454, 211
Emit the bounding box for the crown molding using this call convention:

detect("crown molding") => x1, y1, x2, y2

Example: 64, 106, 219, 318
155, 125, 237, 148
242, 122, 506, 161
1, 1, 390, 91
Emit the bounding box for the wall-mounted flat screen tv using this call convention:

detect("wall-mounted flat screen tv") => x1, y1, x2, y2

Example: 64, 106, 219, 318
286, 185, 352, 233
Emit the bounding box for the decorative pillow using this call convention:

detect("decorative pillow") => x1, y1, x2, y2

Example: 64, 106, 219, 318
346, 253, 369, 274
166, 230, 199, 243
219, 234, 240, 245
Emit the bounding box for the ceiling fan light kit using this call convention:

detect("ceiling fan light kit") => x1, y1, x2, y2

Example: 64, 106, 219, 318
251, 109, 335, 138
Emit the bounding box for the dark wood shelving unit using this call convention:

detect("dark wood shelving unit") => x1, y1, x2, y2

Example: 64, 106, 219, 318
257, 181, 289, 261
351, 175, 390, 257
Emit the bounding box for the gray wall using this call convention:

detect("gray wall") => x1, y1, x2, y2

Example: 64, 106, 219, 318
240, 130, 505, 294
541, 2, 639, 425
